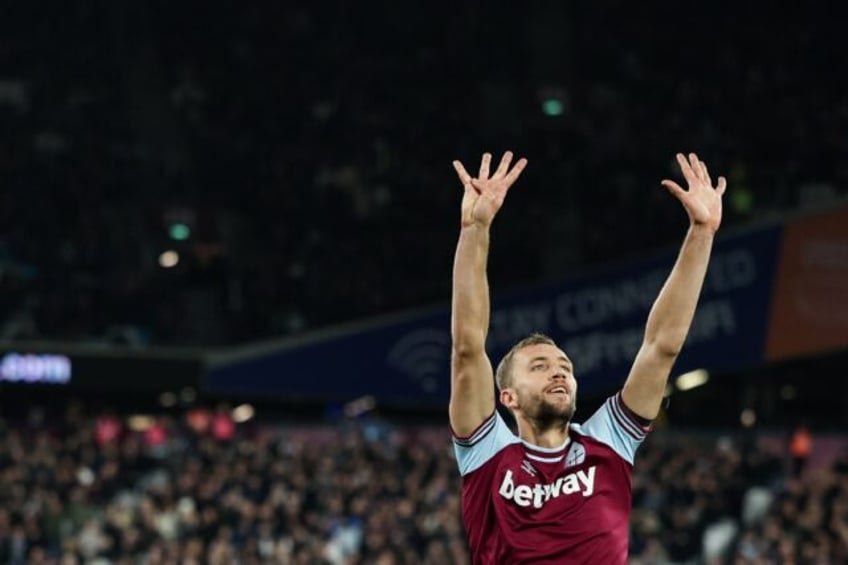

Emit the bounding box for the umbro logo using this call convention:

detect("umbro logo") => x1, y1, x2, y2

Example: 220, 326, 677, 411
521, 460, 537, 477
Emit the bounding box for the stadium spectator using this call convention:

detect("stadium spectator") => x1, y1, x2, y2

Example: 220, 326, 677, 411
789, 424, 813, 479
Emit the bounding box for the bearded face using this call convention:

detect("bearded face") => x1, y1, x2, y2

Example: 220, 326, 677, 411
502, 343, 578, 431
514, 382, 577, 428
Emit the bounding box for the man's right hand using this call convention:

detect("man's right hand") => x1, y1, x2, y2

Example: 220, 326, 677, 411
452, 151, 528, 228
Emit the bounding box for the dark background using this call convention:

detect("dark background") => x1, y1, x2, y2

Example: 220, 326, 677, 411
1, 4, 847, 563
2, 2, 845, 347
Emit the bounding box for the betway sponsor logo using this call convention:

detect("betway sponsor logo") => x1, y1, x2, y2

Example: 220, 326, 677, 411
498, 466, 596, 508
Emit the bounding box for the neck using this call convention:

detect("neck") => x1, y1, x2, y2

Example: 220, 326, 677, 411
516, 415, 570, 449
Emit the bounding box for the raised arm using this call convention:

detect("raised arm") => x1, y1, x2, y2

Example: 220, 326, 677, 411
449, 151, 527, 436
622, 153, 726, 420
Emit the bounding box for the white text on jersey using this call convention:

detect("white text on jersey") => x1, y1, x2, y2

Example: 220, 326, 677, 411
498, 466, 597, 508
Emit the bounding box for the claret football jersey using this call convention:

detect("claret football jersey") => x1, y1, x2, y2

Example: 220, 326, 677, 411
453, 392, 651, 565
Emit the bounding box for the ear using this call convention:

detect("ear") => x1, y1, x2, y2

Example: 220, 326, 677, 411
500, 388, 518, 410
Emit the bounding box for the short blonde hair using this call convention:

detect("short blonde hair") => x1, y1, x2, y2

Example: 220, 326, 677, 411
495, 333, 558, 390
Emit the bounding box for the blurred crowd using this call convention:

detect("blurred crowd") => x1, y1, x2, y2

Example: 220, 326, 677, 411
2, 3, 847, 346
1, 399, 846, 564
630, 435, 848, 564
1, 403, 465, 565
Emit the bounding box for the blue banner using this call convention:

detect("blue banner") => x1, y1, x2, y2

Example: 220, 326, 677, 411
203, 226, 782, 406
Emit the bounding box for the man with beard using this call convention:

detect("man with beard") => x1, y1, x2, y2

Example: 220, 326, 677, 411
449, 150, 726, 564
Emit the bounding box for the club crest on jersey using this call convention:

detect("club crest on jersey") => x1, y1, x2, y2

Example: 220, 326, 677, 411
499, 466, 597, 508
565, 443, 586, 468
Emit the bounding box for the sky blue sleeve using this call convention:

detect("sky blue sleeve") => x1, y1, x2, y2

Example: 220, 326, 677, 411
571, 391, 652, 465
452, 411, 519, 476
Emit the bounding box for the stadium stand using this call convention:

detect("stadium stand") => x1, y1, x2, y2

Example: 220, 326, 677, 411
1, 3, 846, 346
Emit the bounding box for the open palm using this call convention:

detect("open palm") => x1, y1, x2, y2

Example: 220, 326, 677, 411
452, 151, 528, 228
662, 153, 727, 233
